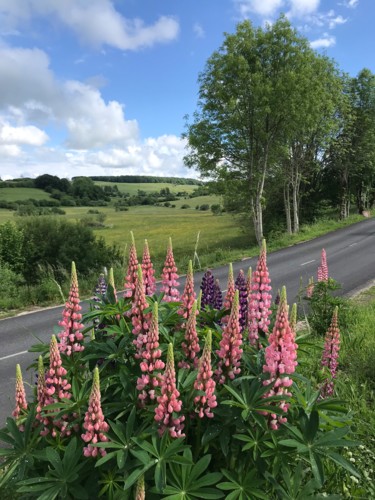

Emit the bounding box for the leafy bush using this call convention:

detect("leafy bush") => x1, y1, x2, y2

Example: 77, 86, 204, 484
199, 204, 210, 211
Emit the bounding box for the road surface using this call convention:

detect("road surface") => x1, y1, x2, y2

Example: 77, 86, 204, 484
1, 217, 375, 426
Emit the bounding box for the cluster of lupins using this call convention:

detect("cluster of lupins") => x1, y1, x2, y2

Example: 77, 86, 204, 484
12, 236, 341, 457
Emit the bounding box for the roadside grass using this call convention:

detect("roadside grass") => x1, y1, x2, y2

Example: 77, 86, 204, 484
0, 187, 52, 202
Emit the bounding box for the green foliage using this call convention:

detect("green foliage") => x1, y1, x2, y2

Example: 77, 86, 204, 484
306, 279, 349, 335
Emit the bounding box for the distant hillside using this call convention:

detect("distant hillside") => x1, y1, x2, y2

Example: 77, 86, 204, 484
87, 175, 203, 185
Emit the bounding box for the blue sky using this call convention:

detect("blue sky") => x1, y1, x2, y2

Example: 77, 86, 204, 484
0, 0, 372, 180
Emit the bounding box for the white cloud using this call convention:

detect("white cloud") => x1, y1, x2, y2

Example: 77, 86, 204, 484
288, 0, 320, 16
0, 144, 22, 157
310, 34, 336, 49
0, 0, 179, 51
0, 121, 48, 146
0, 45, 139, 150
340, 0, 359, 8
328, 14, 347, 29
193, 23, 205, 38
235, 0, 284, 17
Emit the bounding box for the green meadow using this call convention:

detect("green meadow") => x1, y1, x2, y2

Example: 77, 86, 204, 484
93, 181, 198, 195
0, 187, 53, 202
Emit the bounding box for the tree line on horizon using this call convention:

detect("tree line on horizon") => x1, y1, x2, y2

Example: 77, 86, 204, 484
183, 15, 375, 244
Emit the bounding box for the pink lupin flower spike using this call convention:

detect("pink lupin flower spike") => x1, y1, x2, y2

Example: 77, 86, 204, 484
136, 301, 165, 402
215, 290, 243, 384
135, 475, 145, 500
317, 248, 328, 282
194, 330, 217, 418
58, 262, 84, 356
320, 307, 340, 398
248, 239, 272, 347
178, 260, 196, 321
306, 277, 314, 298
13, 364, 28, 421
262, 286, 298, 430
36, 356, 47, 427
142, 239, 156, 295
154, 343, 185, 438
132, 265, 151, 357
179, 301, 200, 369
161, 237, 180, 302
42, 335, 72, 437
124, 231, 139, 299
82, 367, 109, 458
222, 263, 235, 325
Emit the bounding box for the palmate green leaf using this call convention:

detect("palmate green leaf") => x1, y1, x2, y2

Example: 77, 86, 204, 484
325, 451, 360, 478
309, 451, 325, 487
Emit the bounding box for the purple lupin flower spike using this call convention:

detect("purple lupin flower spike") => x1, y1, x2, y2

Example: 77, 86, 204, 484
213, 279, 223, 310
320, 307, 340, 398
200, 270, 215, 309
235, 269, 247, 331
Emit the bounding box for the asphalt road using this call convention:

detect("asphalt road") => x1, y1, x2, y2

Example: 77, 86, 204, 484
1, 217, 375, 426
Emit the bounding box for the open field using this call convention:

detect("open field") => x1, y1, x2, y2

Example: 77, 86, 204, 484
0, 187, 52, 202
94, 181, 199, 195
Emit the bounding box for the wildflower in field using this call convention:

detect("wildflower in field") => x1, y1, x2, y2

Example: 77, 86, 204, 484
320, 306, 340, 398
124, 231, 139, 299
318, 248, 328, 282
235, 269, 247, 330
222, 263, 235, 324
58, 261, 85, 356
248, 239, 272, 346
108, 267, 117, 300
290, 303, 297, 334
93, 273, 107, 302
262, 286, 298, 430
161, 237, 180, 302
213, 278, 223, 310
178, 260, 196, 320
215, 290, 243, 384
155, 343, 185, 438
142, 239, 156, 295
132, 265, 151, 356
306, 276, 314, 298
179, 301, 200, 369
194, 330, 217, 418
200, 269, 215, 309
82, 367, 109, 458
13, 364, 27, 420
137, 302, 165, 402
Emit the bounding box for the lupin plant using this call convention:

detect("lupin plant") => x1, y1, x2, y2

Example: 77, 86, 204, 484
135, 475, 145, 500
290, 303, 297, 334
58, 261, 84, 356
161, 237, 180, 302
247, 239, 272, 346
154, 343, 185, 438
320, 307, 341, 398
200, 269, 215, 309
306, 276, 315, 298
213, 278, 223, 310
132, 264, 151, 357
124, 231, 139, 300
178, 260, 196, 320
43, 335, 72, 437
108, 267, 117, 299
36, 356, 47, 428
235, 269, 247, 330
318, 248, 329, 282
222, 263, 235, 324
262, 287, 298, 430
136, 301, 165, 402
141, 239, 156, 295
82, 367, 109, 458
215, 290, 243, 384
93, 273, 107, 302
194, 330, 217, 418
179, 301, 200, 369
246, 267, 252, 303
12, 364, 27, 421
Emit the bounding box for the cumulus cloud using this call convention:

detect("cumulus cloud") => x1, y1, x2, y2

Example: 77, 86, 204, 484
235, 0, 284, 17
287, 0, 320, 16
310, 34, 336, 48
340, 0, 359, 8
0, 121, 48, 146
0, 0, 179, 51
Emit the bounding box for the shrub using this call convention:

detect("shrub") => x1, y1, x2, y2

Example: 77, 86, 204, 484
180, 204, 190, 209
200, 204, 210, 211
